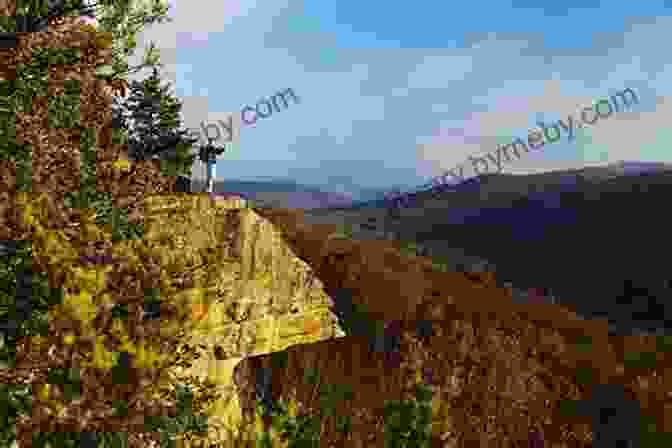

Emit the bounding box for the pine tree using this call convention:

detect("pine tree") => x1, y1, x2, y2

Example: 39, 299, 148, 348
1, 0, 173, 86
113, 66, 199, 182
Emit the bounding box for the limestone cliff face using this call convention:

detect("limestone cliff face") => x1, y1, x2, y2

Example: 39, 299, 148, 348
141, 195, 345, 442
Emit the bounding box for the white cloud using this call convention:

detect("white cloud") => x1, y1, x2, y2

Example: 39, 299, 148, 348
577, 94, 672, 162
114, 0, 672, 191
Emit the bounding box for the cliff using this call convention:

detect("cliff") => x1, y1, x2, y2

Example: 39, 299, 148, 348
141, 196, 346, 444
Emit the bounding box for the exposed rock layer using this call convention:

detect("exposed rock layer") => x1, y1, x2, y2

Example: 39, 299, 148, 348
143, 196, 345, 443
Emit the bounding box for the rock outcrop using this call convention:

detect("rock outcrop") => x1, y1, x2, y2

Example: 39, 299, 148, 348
143, 196, 345, 444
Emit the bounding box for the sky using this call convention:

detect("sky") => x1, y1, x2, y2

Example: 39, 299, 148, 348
117, 0, 672, 197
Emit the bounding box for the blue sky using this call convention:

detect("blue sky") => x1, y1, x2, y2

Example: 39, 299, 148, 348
122, 0, 672, 197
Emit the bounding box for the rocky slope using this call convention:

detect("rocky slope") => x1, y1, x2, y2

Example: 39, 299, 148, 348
226, 206, 672, 448
303, 166, 672, 338
11, 189, 669, 447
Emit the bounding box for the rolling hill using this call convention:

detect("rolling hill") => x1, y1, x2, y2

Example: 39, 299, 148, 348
190, 178, 359, 209
301, 162, 672, 337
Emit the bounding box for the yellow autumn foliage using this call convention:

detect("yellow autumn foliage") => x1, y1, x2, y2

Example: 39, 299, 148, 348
94, 30, 114, 49
110, 318, 172, 369
17, 191, 194, 403
47, 263, 115, 331
61, 289, 99, 327
112, 158, 132, 172
78, 23, 98, 34
62, 332, 76, 345
35, 383, 66, 417
37, 383, 50, 402
81, 334, 120, 370
30, 334, 48, 352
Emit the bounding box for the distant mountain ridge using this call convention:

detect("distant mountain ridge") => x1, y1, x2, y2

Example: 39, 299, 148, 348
301, 161, 672, 337
190, 161, 672, 210
191, 178, 359, 209
390, 163, 672, 336
344, 161, 672, 210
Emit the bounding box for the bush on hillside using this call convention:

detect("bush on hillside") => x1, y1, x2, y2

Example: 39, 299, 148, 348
0, 15, 209, 448
253, 365, 434, 448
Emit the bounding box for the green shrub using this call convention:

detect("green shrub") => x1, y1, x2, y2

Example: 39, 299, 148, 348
254, 365, 434, 448
397, 240, 451, 273
332, 223, 355, 239
0, 377, 209, 448
0, 241, 211, 448
398, 241, 418, 258
142, 383, 211, 448
63, 126, 144, 242
381, 382, 433, 448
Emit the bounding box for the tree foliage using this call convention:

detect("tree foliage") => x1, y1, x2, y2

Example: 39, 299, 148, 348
0, 4, 207, 447
0, 0, 172, 87
87, 0, 173, 83
111, 65, 198, 179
